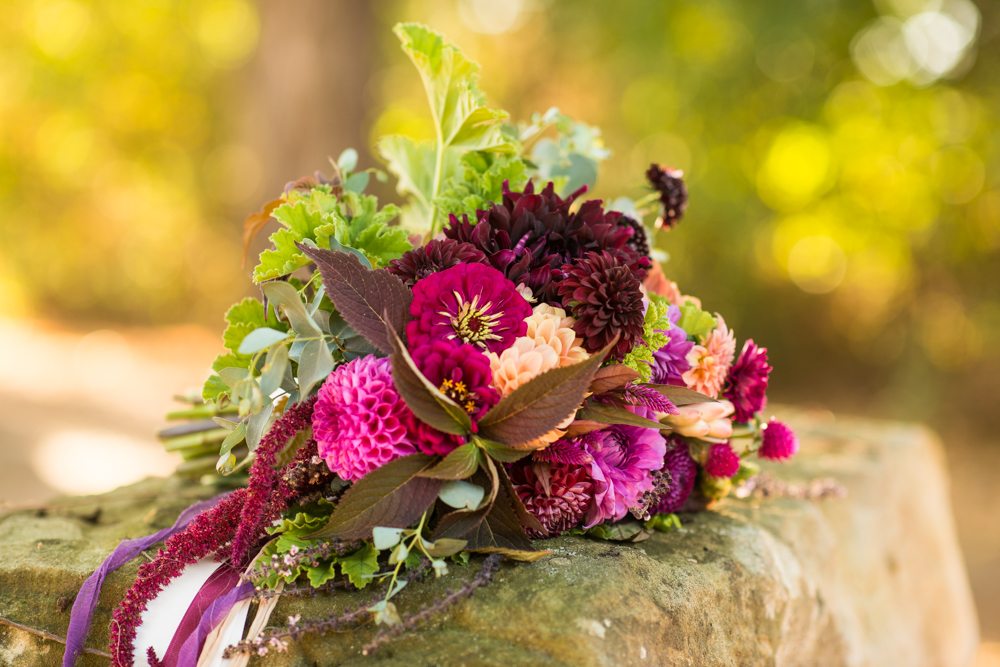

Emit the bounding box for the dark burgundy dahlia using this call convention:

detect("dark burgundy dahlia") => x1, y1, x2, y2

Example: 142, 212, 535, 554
723, 340, 772, 423
387, 239, 488, 288
444, 181, 649, 303
406, 263, 531, 354
557, 251, 646, 360
510, 460, 594, 538
646, 163, 688, 229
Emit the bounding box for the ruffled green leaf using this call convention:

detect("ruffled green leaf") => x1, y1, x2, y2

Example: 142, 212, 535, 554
339, 542, 380, 589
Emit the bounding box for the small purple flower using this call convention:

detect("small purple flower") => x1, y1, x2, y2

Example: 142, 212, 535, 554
583, 407, 666, 528
406, 263, 531, 354
723, 340, 772, 423
649, 305, 694, 386
759, 419, 799, 461
704, 442, 740, 479
652, 436, 698, 514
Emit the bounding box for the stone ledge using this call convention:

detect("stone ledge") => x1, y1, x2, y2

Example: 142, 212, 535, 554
0, 411, 980, 667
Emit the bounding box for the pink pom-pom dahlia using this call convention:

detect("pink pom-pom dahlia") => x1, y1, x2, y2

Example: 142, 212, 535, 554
312, 355, 413, 481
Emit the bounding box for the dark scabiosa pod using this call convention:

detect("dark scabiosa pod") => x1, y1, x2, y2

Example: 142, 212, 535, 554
646, 163, 688, 229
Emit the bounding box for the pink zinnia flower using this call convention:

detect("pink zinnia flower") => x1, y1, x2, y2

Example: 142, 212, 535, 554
406, 263, 531, 354
723, 340, 772, 423
704, 442, 740, 478
759, 419, 799, 461
682, 315, 736, 398
510, 460, 595, 538
313, 355, 414, 481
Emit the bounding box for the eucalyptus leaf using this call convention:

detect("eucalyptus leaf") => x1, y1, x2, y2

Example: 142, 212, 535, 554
345, 171, 370, 194
218, 420, 247, 457
308, 285, 326, 315
338, 148, 359, 173
311, 308, 331, 334
219, 367, 251, 389
327, 238, 373, 269
297, 338, 334, 398
423, 538, 467, 558
262, 281, 322, 337
373, 526, 405, 550
237, 327, 290, 355
245, 401, 275, 451
259, 344, 289, 398
438, 480, 485, 510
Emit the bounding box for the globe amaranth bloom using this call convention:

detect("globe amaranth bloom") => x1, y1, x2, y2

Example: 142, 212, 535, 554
558, 251, 646, 361
704, 442, 740, 479
406, 262, 531, 354
723, 340, 772, 423
649, 304, 694, 386
759, 419, 798, 461
510, 460, 594, 538
651, 436, 698, 514
583, 407, 666, 528
445, 181, 649, 304
646, 163, 688, 229
313, 355, 413, 481
387, 238, 488, 288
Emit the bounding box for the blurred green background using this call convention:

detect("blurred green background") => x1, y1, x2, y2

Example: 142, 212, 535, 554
0, 0, 998, 650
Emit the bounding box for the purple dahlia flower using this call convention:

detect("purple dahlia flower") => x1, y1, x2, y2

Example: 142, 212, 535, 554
406, 263, 530, 354
313, 355, 414, 481
583, 407, 666, 528
649, 304, 694, 386
510, 460, 594, 538
651, 436, 698, 514
387, 238, 488, 288
759, 419, 798, 461
723, 340, 772, 423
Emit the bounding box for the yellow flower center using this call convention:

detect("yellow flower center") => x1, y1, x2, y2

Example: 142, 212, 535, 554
438, 377, 477, 414
441, 292, 503, 349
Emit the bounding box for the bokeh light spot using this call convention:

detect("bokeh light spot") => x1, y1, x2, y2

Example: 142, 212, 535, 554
757, 124, 834, 212
34, 0, 91, 60
787, 235, 847, 294
193, 0, 260, 68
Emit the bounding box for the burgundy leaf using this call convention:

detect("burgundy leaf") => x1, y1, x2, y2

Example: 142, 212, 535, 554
577, 401, 665, 429
308, 454, 442, 540
297, 244, 411, 354
478, 335, 619, 448
589, 364, 641, 394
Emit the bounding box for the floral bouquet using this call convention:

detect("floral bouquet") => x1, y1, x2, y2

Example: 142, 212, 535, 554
63, 23, 799, 667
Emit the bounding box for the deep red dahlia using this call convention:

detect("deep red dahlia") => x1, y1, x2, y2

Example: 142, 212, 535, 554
646, 163, 687, 229
723, 340, 772, 423
557, 251, 645, 360
406, 262, 530, 354
510, 460, 594, 538
444, 181, 649, 303
387, 239, 488, 288
403, 411, 464, 457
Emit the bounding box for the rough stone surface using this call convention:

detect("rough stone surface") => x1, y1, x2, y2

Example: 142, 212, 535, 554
0, 411, 980, 666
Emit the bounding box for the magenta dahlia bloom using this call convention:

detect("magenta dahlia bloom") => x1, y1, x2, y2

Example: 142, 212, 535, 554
649, 304, 694, 386
510, 460, 595, 538
582, 407, 666, 528
406, 263, 531, 354
402, 411, 464, 457
723, 340, 772, 423
651, 436, 698, 514
312, 355, 414, 481
759, 419, 799, 461
704, 442, 740, 479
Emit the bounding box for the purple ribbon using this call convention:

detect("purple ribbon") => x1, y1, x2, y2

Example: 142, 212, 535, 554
175, 579, 255, 667
160, 564, 242, 667
62, 494, 229, 667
